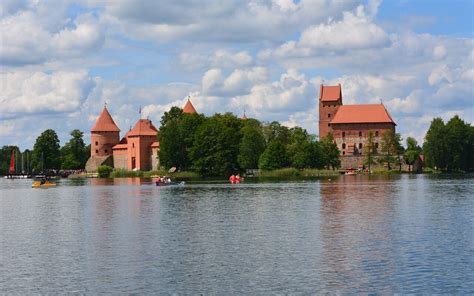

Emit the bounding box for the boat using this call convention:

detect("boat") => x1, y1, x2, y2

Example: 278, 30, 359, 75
155, 181, 185, 187
32, 181, 57, 188
345, 168, 356, 175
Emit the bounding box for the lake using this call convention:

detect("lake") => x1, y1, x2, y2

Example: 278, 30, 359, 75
0, 174, 473, 293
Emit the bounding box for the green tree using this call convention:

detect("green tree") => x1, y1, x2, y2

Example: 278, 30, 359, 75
404, 137, 420, 172
263, 121, 291, 145
287, 128, 324, 169
32, 129, 61, 171
364, 131, 377, 173
190, 116, 241, 176
320, 133, 340, 169
158, 109, 205, 170
423, 117, 447, 170
61, 129, 88, 169
238, 124, 266, 170
258, 140, 289, 170
444, 115, 472, 171
378, 130, 400, 170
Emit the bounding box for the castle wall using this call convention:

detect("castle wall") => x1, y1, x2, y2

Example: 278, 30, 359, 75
331, 123, 395, 156
112, 150, 128, 170
91, 131, 119, 157
127, 135, 156, 171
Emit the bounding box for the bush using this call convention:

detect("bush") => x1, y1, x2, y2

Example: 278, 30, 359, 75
97, 165, 113, 178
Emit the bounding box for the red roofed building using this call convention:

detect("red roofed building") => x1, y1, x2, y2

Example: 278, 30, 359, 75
319, 84, 396, 157
86, 99, 198, 172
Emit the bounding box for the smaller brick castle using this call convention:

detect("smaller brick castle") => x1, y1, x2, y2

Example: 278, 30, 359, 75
85, 99, 197, 172
318, 84, 396, 159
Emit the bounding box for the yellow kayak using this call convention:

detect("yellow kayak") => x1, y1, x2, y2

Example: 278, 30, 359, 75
32, 181, 57, 188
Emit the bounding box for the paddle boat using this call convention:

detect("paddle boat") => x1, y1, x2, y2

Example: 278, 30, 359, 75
32, 180, 57, 188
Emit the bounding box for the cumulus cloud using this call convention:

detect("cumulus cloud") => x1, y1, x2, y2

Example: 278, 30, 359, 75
0, 70, 96, 118
0, 3, 105, 66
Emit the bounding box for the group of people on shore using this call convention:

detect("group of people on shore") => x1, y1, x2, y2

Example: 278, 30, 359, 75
229, 174, 243, 184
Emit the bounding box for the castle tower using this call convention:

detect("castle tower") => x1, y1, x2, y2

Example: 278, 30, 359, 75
183, 98, 197, 114
126, 119, 158, 171
319, 84, 343, 139
90, 106, 120, 157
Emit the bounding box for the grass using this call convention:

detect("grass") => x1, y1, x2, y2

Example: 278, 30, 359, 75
253, 168, 340, 178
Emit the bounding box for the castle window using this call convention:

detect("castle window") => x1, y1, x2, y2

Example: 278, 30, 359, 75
132, 143, 135, 148
328, 123, 330, 127
95, 141, 98, 146
328, 113, 331, 118
342, 151, 345, 155
359, 143, 362, 149
105, 149, 108, 153
359, 131, 362, 137
342, 132, 345, 138
342, 143, 346, 149
375, 131, 379, 137
95, 149, 98, 153
375, 143, 379, 149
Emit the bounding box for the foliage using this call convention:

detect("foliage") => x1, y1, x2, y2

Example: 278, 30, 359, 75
404, 137, 421, 172
97, 165, 113, 178
60, 129, 89, 169
363, 131, 377, 172
258, 140, 289, 170
158, 111, 205, 170
378, 130, 403, 170
287, 128, 324, 169
262, 121, 291, 145
423, 115, 473, 171
190, 115, 242, 176
320, 133, 340, 169
238, 124, 266, 170
32, 129, 61, 171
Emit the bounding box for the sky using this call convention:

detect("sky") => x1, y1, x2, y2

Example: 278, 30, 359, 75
1, 0, 473, 150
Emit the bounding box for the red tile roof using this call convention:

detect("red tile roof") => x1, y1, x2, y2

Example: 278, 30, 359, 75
128, 119, 158, 136
330, 104, 396, 125
112, 144, 128, 150
91, 107, 120, 132
320, 84, 342, 102
183, 99, 197, 113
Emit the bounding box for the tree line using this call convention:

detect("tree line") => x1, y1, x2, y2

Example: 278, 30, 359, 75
0, 129, 89, 175
158, 107, 340, 177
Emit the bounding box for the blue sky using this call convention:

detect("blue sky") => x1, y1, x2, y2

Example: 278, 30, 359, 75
1, 0, 473, 149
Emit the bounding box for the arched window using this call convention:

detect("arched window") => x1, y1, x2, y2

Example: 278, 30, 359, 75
328, 113, 331, 118
95, 149, 98, 153
105, 149, 108, 153
359, 143, 362, 149
342, 143, 346, 149
95, 141, 98, 146
342, 151, 345, 155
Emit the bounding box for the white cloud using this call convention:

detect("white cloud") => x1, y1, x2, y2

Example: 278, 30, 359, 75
299, 6, 389, 50
0, 70, 96, 117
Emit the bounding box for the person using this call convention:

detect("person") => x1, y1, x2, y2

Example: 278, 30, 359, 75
155, 176, 161, 184
229, 175, 235, 184
235, 174, 241, 184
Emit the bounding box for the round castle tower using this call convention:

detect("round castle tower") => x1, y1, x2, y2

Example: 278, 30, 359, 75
90, 106, 120, 157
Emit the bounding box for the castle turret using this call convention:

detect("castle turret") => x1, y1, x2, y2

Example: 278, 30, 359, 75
183, 98, 197, 114
90, 106, 120, 157
318, 84, 343, 139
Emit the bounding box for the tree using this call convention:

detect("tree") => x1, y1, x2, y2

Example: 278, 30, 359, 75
158, 109, 205, 170
404, 137, 420, 172
378, 130, 401, 170
320, 133, 340, 169
287, 128, 324, 169
258, 140, 289, 170
444, 115, 471, 171
363, 131, 376, 173
190, 116, 241, 176
61, 129, 88, 169
262, 121, 291, 145
32, 129, 61, 171
423, 117, 447, 170
238, 124, 266, 170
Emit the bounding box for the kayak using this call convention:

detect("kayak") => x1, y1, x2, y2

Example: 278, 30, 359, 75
32, 181, 57, 188
155, 181, 185, 187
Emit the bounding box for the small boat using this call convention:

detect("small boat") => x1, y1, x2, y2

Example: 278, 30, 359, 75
32, 181, 57, 188
155, 181, 185, 187
345, 168, 356, 175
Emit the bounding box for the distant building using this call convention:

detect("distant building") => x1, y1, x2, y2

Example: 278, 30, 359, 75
318, 84, 396, 163
86, 99, 198, 172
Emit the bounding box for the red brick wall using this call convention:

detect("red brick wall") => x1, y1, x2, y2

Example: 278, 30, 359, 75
91, 131, 119, 157
126, 135, 156, 170
331, 123, 395, 156
319, 100, 342, 139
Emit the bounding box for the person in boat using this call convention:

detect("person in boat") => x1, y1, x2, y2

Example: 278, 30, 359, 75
40, 177, 46, 185
235, 174, 241, 184
155, 176, 161, 184
229, 175, 235, 184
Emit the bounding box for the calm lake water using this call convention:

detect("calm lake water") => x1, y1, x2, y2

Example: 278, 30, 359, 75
0, 175, 473, 294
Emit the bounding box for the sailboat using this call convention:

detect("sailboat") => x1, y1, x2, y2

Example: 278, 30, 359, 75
9, 149, 15, 175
